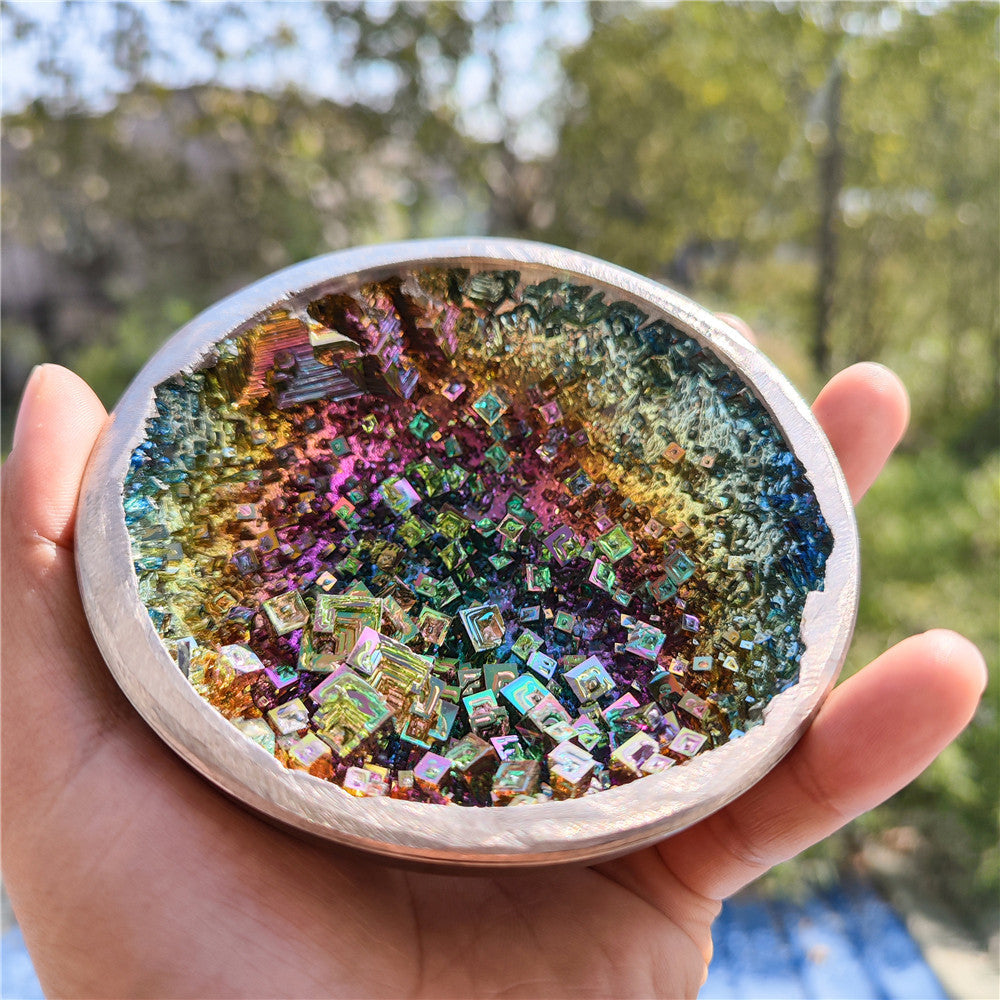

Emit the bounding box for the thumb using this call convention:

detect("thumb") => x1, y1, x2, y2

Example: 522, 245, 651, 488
1, 365, 121, 789
5, 364, 108, 549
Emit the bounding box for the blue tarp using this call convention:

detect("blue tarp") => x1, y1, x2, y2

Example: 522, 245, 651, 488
702, 882, 946, 1000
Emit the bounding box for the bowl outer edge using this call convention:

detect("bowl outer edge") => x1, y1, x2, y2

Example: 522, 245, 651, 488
75, 237, 860, 865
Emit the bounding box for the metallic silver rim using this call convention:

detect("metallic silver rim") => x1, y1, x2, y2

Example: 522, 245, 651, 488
76, 237, 859, 867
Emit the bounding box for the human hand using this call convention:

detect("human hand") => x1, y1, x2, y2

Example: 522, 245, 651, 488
2, 345, 986, 999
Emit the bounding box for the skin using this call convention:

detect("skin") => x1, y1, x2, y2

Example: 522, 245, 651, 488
1, 344, 987, 999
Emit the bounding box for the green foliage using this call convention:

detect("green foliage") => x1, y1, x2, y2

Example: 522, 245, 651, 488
543, 1, 999, 447
832, 4, 999, 439
546, 3, 827, 267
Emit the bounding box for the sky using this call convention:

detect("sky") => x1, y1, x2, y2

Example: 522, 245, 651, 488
1, 0, 593, 158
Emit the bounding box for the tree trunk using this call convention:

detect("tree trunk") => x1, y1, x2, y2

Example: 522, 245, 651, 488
813, 60, 843, 376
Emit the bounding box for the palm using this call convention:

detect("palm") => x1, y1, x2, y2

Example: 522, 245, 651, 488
2, 359, 984, 999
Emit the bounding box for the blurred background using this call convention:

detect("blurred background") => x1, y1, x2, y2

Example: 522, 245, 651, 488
2, 0, 997, 992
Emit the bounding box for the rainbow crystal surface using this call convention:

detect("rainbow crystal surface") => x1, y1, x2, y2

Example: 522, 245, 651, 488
123, 268, 832, 806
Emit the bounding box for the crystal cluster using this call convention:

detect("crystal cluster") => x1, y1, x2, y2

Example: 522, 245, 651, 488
123, 268, 832, 806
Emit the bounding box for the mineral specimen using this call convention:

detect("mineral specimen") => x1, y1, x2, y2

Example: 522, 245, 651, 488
122, 268, 832, 807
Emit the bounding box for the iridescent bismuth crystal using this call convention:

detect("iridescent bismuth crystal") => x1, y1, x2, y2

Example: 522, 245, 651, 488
119, 260, 834, 809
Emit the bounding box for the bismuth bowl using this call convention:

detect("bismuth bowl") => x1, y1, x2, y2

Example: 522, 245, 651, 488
75, 238, 858, 867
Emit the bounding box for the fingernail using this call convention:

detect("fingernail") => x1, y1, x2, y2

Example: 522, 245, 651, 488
970, 642, 989, 694
927, 628, 989, 694
11, 365, 47, 454
966, 642, 988, 695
